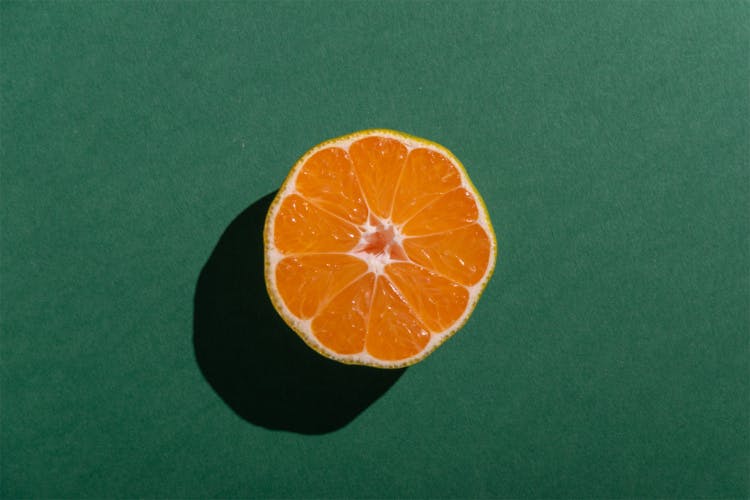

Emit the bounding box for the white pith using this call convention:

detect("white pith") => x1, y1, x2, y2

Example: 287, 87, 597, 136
265, 129, 497, 369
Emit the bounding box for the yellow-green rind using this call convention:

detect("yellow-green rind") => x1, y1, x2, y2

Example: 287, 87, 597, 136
263, 129, 498, 369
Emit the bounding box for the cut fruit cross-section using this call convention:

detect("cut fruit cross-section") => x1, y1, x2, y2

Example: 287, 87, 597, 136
264, 129, 497, 368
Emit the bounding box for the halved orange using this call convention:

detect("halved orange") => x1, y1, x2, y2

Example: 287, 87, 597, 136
264, 129, 497, 368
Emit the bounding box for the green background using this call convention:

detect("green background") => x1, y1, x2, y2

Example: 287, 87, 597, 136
2, 1, 748, 498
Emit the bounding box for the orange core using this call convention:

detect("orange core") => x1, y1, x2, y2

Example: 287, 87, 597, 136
358, 221, 407, 260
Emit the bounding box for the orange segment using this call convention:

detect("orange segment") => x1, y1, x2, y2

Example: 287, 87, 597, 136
402, 188, 478, 236
366, 276, 430, 361
349, 136, 407, 219
311, 273, 375, 355
274, 194, 360, 253
385, 262, 469, 332
295, 147, 368, 225
391, 148, 462, 225
403, 224, 491, 286
275, 254, 368, 319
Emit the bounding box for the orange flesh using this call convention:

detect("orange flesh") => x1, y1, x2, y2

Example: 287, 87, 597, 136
311, 273, 374, 355
403, 224, 491, 286
385, 262, 469, 332
272, 135, 491, 363
402, 187, 479, 236
391, 148, 462, 224
275, 254, 367, 318
274, 194, 359, 253
295, 148, 368, 224
367, 276, 430, 360
349, 137, 407, 219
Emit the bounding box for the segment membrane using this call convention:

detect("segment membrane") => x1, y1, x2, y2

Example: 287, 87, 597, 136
274, 194, 360, 253
295, 147, 368, 225
385, 262, 469, 332
403, 224, 491, 286
276, 254, 368, 319
349, 136, 407, 219
366, 276, 430, 361
391, 148, 462, 225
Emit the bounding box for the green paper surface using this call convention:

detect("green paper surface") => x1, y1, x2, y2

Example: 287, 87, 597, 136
2, 1, 748, 498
